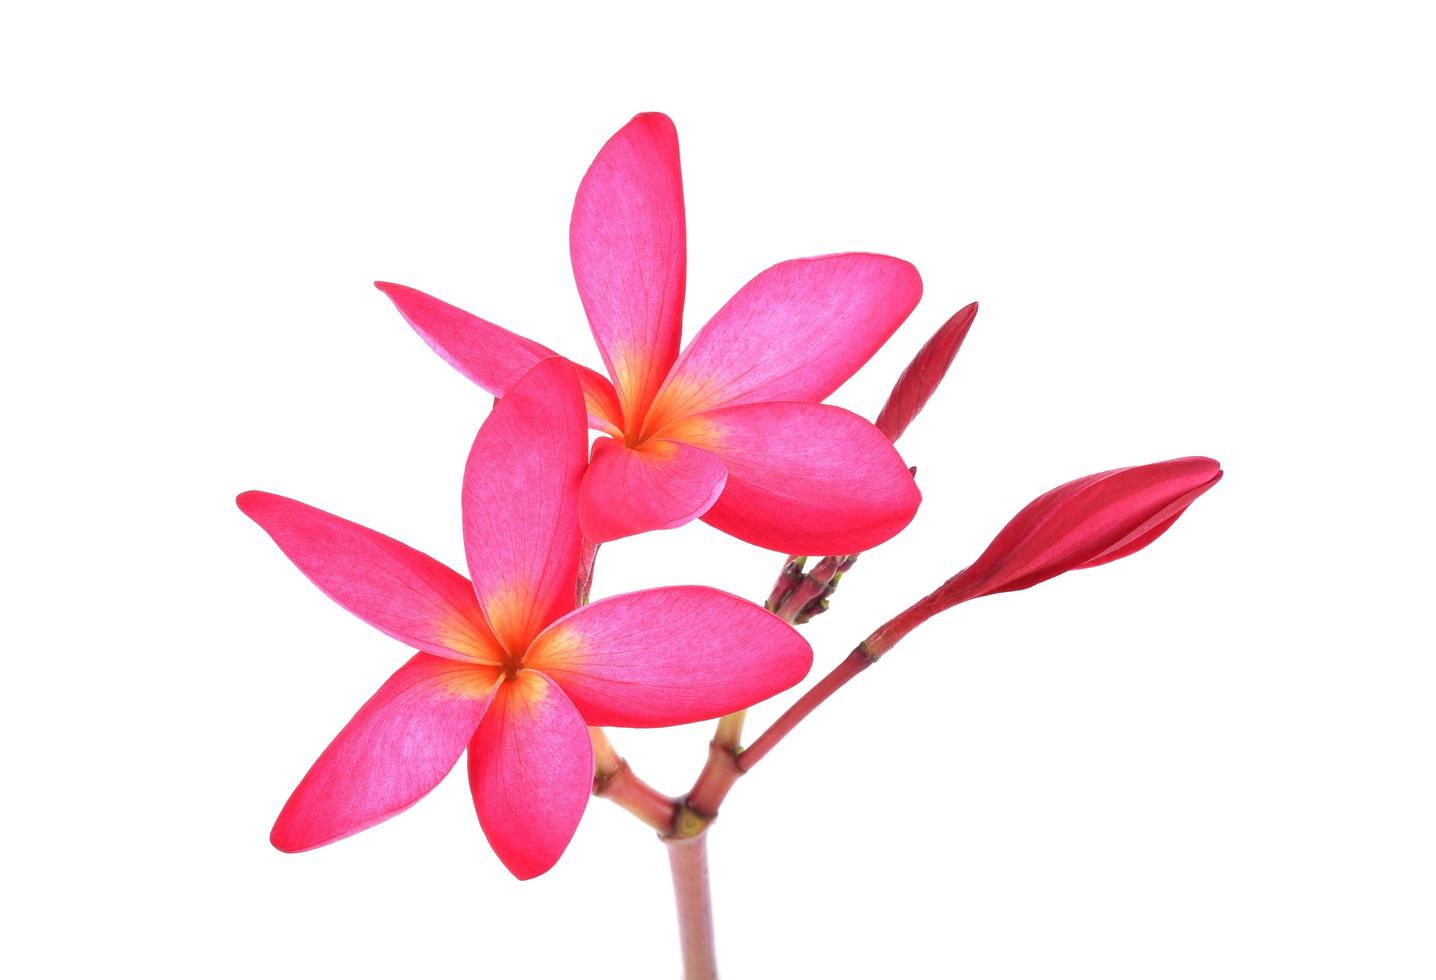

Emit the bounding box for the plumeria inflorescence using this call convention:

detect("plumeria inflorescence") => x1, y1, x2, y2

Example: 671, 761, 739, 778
240, 111, 1221, 979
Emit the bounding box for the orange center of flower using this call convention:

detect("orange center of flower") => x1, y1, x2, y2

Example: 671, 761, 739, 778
615, 368, 725, 448
620, 399, 722, 455
500, 650, 526, 682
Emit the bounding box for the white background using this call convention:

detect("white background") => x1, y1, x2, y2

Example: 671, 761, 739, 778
3, 2, 1432, 977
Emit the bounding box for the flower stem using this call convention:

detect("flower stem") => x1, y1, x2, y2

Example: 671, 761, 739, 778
589, 727, 676, 833
713, 709, 746, 749
686, 643, 881, 818
684, 740, 743, 822
666, 831, 719, 980
686, 554, 861, 820
764, 555, 806, 611
774, 554, 847, 623
738, 646, 875, 770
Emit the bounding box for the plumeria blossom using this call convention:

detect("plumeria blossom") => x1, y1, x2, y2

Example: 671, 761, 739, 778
376, 112, 923, 554
238, 358, 812, 878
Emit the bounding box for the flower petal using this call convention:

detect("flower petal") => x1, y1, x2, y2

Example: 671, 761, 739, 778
463, 358, 587, 654
238, 491, 501, 663
570, 112, 686, 428
578, 436, 727, 543
375, 281, 551, 393
375, 282, 623, 435
467, 670, 592, 879
271, 654, 501, 852
644, 253, 922, 426
527, 586, 813, 727
670, 401, 921, 554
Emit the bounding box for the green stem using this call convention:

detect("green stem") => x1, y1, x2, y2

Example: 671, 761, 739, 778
713, 709, 746, 750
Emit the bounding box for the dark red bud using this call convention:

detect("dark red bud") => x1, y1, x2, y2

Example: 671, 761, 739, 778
866, 456, 1222, 654
874, 302, 977, 443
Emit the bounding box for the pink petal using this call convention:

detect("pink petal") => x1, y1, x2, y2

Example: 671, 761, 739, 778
1075, 511, 1185, 569
375, 282, 623, 435
463, 358, 587, 654
271, 654, 501, 852
570, 112, 686, 429
375, 282, 550, 393
467, 670, 592, 879
578, 436, 728, 542
643, 253, 922, 427
237, 491, 501, 663
874, 302, 978, 443
669, 401, 921, 554
527, 586, 813, 727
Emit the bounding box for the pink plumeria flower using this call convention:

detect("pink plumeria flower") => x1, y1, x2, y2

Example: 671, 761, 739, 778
377, 112, 923, 554
238, 358, 812, 878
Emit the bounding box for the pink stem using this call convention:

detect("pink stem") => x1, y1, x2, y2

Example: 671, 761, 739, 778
737, 647, 874, 770
666, 832, 719, 980
686, 644, 879, 817
774, 558, 832, 621
764, 555, 806, 611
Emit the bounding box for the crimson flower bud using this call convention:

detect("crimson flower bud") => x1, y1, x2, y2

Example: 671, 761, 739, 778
866, 456, 1222, 655
874, 302, 978, 442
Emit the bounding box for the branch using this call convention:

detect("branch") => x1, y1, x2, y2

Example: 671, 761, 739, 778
590, 727, 677, 833
685, 645, 877, 817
